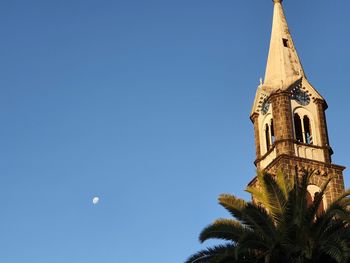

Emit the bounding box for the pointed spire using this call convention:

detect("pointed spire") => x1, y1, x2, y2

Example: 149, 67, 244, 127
264, 0, 305, 90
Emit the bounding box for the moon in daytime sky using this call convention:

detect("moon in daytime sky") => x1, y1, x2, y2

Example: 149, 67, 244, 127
92, 197, 100, 205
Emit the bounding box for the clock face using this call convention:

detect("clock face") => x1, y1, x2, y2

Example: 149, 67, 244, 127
294, 90, 310, 106
261, 100, 270, 115
290, 85, 311, 106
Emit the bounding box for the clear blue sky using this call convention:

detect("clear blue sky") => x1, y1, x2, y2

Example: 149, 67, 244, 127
1, 0, 350, 262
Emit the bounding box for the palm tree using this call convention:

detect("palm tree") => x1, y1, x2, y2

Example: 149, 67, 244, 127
185, 169, 350, 263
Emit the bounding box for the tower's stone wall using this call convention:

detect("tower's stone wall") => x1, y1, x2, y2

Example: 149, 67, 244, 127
251, 113, 262, 159
249, 155, 345, 204
315, 99, 332, 163
270, 91, 295, 156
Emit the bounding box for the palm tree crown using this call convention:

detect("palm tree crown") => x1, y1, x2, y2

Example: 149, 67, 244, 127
185, 170, 350, 263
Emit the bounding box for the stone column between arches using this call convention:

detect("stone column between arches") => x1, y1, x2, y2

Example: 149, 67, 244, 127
270, 91, 295, 156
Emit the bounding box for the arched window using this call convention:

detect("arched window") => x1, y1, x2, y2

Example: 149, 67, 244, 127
307, 185, 326, 217
304, 116, 313, 144
271, 119, 275, 144
294, 113, 313, 145
264, 118, 275, 152
314, 192, 325, 216
294, 113, 303, 142
265, 123, 271, 150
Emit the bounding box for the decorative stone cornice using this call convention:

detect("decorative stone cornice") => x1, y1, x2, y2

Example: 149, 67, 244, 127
254, 139, 334, 166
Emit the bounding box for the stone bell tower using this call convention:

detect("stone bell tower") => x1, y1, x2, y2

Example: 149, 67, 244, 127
249, 0, 345, 205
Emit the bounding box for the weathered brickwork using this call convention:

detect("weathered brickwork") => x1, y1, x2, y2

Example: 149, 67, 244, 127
250, 91, 346, 204
251, 113, 261, 159
270, 91, 295, 156
315, 99, 332, 163
265, 155, 345, 204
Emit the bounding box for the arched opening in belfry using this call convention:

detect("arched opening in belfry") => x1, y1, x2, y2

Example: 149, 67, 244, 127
265, 123, 271, 151
294, 113, 303, 142
271, 119, 275, 144
303, 116, 313, 144
263, 118, 275, 152
294, 113, 313, 145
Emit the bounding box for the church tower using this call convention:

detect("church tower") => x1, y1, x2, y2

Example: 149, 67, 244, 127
249, 0, 345, 205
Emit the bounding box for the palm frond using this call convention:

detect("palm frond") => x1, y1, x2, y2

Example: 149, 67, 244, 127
276, 169, 291, 198
246, 172, 269, 206
262, 173, 287, 224
306, 177, 334, 223
219, 194, 276, 241
239, 203, 277, 244
218, 194, 248, 222
199, 219, 247, 243
315, 197, 350, 237
219, 193, 277, 247
184, 244, 236, 263
318, 237, 349, 263
187, 170, 350, 263
331, 188, 350, 205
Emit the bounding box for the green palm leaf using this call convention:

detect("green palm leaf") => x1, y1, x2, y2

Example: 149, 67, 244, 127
184, 244, 237, 263
186, 170, 350, 263
199, 219, 248, 243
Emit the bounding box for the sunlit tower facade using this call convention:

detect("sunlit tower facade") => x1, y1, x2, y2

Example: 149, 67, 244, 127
249, 0, 345, 207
